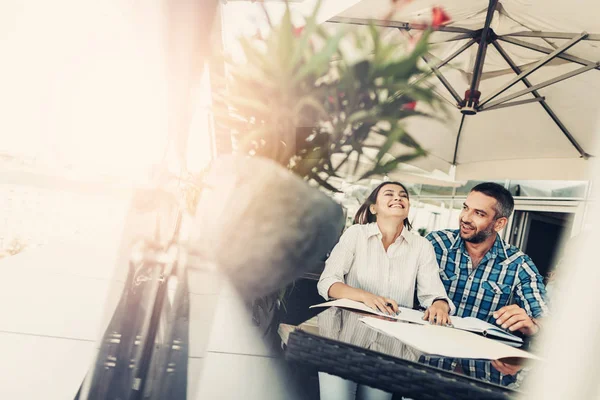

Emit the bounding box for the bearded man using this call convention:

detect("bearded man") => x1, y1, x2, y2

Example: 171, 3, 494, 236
425, 182, 548, 384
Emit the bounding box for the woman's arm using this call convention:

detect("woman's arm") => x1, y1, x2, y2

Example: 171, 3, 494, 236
317, 226, 397, 314
416, 241, 456, 317
317, 227, 357, 300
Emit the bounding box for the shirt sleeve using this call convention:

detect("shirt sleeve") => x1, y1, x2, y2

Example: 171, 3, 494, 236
317, 226, 357, 300
514, 256, 549, 318
416, 240, 456, 315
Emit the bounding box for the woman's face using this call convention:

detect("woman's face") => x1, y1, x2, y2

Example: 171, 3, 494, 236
370, 184, 410, 221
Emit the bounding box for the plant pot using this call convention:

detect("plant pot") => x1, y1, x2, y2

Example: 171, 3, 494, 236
192, 155, 345, 300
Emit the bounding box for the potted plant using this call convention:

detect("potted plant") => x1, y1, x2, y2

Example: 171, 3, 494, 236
213, 0, 448, 339
218, 1, 445, 192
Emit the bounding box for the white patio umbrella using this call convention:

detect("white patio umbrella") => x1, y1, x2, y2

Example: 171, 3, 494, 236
328, 0, 600, 181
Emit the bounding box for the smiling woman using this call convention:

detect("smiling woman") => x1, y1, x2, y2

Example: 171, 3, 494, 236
354, 182, 411, 228
317, 180, 455, 400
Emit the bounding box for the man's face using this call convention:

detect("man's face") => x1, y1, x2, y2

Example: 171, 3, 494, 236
459, 191, 502, 243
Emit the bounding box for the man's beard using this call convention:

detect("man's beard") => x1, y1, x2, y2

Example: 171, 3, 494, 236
460, 221, 496, 244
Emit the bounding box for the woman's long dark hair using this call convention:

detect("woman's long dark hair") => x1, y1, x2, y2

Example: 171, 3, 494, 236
353, 181, 413, 230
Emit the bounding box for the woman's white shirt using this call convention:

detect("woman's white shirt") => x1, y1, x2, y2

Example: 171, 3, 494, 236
317, 223, 455, 313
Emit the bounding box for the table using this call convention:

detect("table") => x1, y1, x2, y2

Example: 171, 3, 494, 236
282, 308, 533, 400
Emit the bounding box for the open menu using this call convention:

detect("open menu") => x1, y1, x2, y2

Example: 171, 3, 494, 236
361, 317, 539, 361
310, 299, 523, 346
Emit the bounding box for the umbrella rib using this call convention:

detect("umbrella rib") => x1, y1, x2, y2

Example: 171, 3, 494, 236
478, 33, 589, 107
431, 39, 477, 70
421, 53, 463, 104
497, 36, 600, 71
500, 31, 600, 41
490, 41, 591, 159
432, 87, 459, 107
327, 16, 475, 34
452, 114, 467, 166
480, 62, 600, 110
478, 96, 545, 112
399, 29, 465, 105
432, 33, 475, 43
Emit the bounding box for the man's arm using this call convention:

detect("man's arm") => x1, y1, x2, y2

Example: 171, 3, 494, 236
494, 304, 540, 335
494, 257, 548, 336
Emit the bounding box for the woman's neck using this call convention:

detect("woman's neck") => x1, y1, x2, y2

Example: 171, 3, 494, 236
376, 218, 404, 247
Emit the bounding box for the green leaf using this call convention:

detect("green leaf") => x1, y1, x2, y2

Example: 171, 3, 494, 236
368, 22, 380, 58
293, 96, 327, 120
309, 172, 341, 193
290, 0, 322, 66
375, 126, 406, 162
333, 149, 353, 173
347, 110, 404, 125
277, 5, 294, 72
292, 29, 345, 85
412, 30, 432, 58
237, 37, 270, 71
374, 41, 399, 66
398, 132, 423, 150
379, 58, 421, 81
353, 60, 371, 86
352, 150, 363, 176
352, 122, 374, 143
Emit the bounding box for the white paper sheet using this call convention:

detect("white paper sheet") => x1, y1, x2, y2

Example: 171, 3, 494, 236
310, 299, 404, 320
360, 317, 540, 361
310, 299, 522, 345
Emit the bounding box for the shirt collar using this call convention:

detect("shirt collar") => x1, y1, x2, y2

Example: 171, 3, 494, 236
366, 222, 413, 245
450, 230, 509, 260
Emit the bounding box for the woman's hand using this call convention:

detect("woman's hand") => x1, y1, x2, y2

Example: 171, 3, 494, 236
359, 292, 399, 315
423, 299, 451, 325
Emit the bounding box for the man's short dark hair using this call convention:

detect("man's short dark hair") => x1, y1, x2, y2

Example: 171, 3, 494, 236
470, 182, 514, 219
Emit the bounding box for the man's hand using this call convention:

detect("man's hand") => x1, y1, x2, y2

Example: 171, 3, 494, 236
359, 292, 399, 315
491, 359, 523, 376
493, 305, 539, 336
423, 299, 451, 326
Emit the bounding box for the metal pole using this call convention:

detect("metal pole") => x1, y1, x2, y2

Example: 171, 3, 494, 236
431, 39, 477, 70
491, 40, 591, 159
452, 114, 467, 165
421, 53, 463, 104
327, 16, 474, 34
478, 96, 545, 112
497, 36, 600, 71
500, 31, 600, 41
480, 63, 599, 110
468, 0, 498, 95
478, 33, 588, 107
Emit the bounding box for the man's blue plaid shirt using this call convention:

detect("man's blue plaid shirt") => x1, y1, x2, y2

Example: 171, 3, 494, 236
423, 229, 549, 386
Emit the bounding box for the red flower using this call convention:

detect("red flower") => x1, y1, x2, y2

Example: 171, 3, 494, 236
293, 25, 304, 37
403, 101, 417, 110
431, 6, 451, 27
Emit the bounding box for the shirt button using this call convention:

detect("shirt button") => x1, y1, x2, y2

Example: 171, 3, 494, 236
468, 276, 473, 280
462, 297, 467, 301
